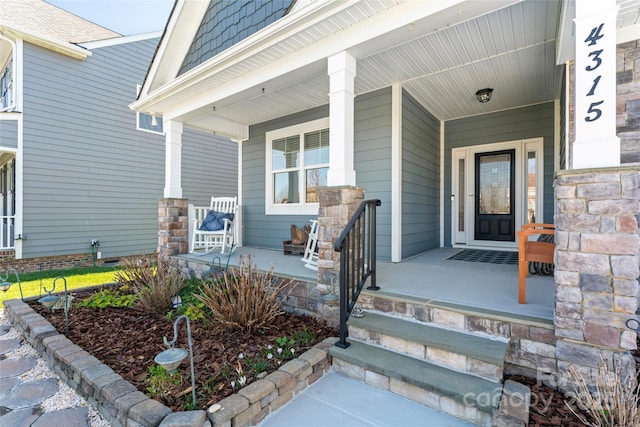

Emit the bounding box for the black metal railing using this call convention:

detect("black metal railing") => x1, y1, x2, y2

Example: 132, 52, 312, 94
334, 199, 381, 348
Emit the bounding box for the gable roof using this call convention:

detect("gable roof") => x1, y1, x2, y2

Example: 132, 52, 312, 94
178, 0, 294, 75
0, 0, 120, 44
133, 0, 639, 140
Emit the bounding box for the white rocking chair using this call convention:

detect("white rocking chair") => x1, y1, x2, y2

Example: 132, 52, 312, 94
190, 196, 237, 254
301, 219, 319, 271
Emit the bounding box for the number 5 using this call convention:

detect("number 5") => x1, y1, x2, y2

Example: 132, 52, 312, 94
585, 101, 604, 122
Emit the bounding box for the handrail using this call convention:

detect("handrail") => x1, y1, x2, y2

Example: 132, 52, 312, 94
334, 199, 381, 348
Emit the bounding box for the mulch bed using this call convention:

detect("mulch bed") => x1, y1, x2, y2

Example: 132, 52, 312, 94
28, 290, 640, 423
507, 337, 640, 426
505, 374, 592, 426
30, 293, 337, 412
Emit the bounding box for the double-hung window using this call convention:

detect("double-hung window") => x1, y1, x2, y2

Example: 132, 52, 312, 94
266, 118, 329, 215
0, 55, 14, 111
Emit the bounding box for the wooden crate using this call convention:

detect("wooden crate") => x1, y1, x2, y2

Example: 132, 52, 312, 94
283, 240, 306, 255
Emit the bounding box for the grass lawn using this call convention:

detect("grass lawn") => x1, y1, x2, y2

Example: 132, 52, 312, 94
0, 266, 120, 303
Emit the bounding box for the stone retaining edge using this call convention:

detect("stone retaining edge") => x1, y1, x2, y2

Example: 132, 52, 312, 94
3, 299, 336, 427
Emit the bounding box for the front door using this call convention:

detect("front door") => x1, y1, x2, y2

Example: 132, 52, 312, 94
474, 150, 515, 241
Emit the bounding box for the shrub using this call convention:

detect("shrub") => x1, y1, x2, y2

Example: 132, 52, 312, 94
567, 355, 640, 426
78, 286, 137, 309
195, 255, 294, 333
115, 255, 186, 313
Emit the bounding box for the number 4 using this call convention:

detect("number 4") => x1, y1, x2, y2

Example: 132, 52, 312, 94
584, 23, 604, 46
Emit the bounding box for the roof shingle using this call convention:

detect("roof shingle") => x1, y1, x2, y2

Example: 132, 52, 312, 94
0, 0, 120, 44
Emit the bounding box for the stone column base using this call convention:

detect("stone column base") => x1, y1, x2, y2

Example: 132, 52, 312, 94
158, 198, 188, 257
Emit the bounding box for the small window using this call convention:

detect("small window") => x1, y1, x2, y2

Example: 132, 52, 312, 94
266, 118, 329, 215
136, 85, 163, 134
0, 55, 14, 111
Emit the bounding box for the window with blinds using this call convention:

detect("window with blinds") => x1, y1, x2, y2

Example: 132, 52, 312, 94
265, 117, 329, 214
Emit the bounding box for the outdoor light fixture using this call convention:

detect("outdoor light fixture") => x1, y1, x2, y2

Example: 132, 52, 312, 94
475, 88, 493, 103
0, 268, 23, 300
38, 277, 70, 334
155, 314, 197, 408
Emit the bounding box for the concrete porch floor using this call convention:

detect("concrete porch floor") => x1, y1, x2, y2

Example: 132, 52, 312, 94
176, 246, 555, 321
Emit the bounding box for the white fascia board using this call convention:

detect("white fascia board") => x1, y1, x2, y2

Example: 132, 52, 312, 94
0, 24, 91, 60
134, 0, 504, 119
556, 0, 575, 64
140, 0, 209, 98
618, 24, 640, 44
80, 32, 162, 50
131, 0, 348, 112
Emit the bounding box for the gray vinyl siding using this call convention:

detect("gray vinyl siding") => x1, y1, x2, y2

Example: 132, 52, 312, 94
0, 119, 17, 149
354, 88, 392, 261
243, 106, 328, 249
401, 90, 440, 258
443, 102, 555, 247
21, 39, 234, 259
182, 134, 238, 207
243, 88, 393, 260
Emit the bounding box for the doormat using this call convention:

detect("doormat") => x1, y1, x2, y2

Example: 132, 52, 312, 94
447, 249, 518, 265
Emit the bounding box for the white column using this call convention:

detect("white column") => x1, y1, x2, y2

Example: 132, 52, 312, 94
233, 138, 243, 247
327, 51, 356, 186
391, 83, 402, 262
573, 0, 620, 168
164, 120, 183, 198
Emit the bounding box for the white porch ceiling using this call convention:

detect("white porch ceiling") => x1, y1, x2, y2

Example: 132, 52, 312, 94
180, 0, 636, 133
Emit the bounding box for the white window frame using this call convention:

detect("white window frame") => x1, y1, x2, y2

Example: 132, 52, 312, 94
0, 34, 16, 112
265, 117, 329, 215
135, 85, 163, 135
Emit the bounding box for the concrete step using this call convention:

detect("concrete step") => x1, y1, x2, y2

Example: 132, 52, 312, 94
358, 289, 553, 339
329, 340, 500, 426
348, 311, 507, 382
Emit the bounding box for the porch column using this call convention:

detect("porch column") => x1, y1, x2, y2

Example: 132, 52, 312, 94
316, 187, 364, 324
327, 51, 356, 186
158, 198, 188, 257
553, 168, 638, 388
164, 120, 183, 198
572, 0, 620, 168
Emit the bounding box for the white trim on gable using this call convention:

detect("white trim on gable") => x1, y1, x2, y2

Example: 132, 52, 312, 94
80, 32, 162, 50
0, 24, 91, 60
140, 0, 209, 97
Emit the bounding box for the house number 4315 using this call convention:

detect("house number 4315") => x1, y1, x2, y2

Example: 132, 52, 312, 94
584, 23, 605, 122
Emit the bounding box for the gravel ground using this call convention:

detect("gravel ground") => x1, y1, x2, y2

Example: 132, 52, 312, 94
0, 310, 110, 427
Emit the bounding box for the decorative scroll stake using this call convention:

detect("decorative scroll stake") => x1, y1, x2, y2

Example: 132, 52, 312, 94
154, 314, 197, 408
0, 268, 23, 300
38, 276, 69, 334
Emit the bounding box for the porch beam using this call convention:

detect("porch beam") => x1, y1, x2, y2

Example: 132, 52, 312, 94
572, 0, 620, 169
327, 51, 356, 187
164, 120, 183, 199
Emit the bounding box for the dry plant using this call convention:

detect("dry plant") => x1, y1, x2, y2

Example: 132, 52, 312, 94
566, 354, 640, 426
115, 255, 186, 313
195, 255, 295, 333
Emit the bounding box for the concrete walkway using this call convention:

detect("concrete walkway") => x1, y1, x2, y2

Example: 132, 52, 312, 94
260, 371, 475, 427
0, 311, 105, 427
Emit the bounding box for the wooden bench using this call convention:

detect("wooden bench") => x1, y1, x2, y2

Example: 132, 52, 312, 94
517, 223, 555, 304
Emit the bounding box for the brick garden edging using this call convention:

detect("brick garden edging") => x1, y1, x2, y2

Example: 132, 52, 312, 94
2, 299, 335, 427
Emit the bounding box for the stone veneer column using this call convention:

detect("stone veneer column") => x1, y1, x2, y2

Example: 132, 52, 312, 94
554, 167, 639, 384
158, 198, 188, 257
316, 186, 365, 295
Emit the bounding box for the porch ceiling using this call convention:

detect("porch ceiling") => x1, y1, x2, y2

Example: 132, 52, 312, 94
155, 0, 636, 135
